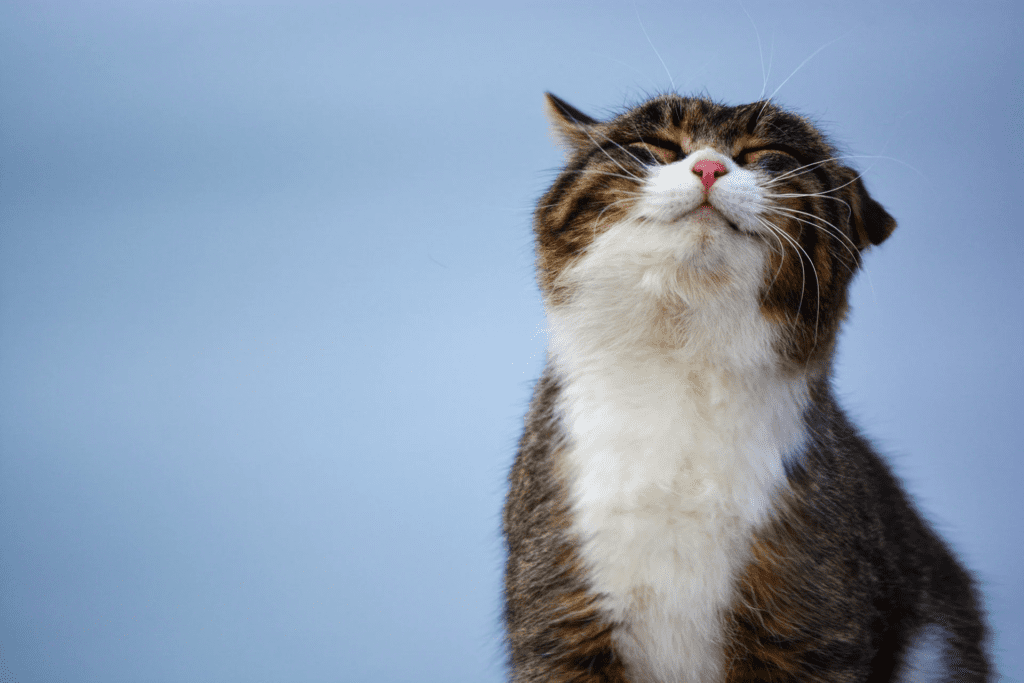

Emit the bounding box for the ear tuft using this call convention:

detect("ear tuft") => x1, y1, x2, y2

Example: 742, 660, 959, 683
544, 93, 598, 155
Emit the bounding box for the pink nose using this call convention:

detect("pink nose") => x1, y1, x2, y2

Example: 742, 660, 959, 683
692, 160, 727, 190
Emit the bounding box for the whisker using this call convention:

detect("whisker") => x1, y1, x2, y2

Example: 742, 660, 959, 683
738, 1, 768, 101
561, 168, 649, 185
533, 182, 644, 215
755, 219, 798, 329
634, 3, 676, 92
762, 156, 854, 185
759, 228, 788, 298
763, 203, 876, 294
765, 201, 851, 238
763, 153, 910, 190
575, 126, 646, 181
764, 190, 856, 227
756, 216, 821, 346
767, 211, 860, 282
764, 33, 848, 106
764, 203, 859, 258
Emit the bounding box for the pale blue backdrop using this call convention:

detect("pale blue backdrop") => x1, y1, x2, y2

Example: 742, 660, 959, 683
1, 1, 1020, 681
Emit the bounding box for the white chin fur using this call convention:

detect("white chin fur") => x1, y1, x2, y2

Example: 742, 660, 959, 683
547, 195, 809, 681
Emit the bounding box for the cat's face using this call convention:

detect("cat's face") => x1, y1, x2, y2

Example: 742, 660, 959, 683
536, 93, 895, 368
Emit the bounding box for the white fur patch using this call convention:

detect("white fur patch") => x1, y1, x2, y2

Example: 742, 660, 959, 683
547, 153, 809, 683
895, 624, 951, 683
641, 148, 767, 238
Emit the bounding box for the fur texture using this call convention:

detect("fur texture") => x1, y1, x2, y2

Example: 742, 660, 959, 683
503, 93, 989, 682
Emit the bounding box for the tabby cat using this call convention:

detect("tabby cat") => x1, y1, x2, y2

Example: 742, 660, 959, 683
502, 93, 990, 682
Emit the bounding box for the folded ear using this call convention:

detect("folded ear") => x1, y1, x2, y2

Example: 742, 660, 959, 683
837, 168, 897, 250
544, 93, 599, 156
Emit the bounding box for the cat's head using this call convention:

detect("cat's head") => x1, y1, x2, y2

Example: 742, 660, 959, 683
536, 93, 895, 370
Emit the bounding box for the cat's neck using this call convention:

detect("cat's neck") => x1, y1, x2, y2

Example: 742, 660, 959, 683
547, 276, 812, 683
544, 210, 804, 373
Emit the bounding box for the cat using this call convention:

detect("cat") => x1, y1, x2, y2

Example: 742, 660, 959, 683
502, 93, 990, 683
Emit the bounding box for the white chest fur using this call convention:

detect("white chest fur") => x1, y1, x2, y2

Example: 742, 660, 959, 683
553, 352, 807, 683
546, 216, 810, 683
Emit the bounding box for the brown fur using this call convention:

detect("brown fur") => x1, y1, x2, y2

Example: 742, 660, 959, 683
504, 93, 990, 682
725, 383, 990, 682
535, 93, 894, 367
505, 371, 630, 682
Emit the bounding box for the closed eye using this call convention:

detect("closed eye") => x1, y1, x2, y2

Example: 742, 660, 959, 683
638, 137, 683, 156
622, 137, 683, 164
736, 144, 808, 165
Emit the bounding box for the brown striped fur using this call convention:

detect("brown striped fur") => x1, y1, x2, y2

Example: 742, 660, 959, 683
505, 371, 630, 682
503, 94, 990, 682
534, 94, 892, 367
725, 382, 989, 682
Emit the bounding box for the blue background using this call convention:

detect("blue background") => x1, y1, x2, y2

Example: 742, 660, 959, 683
1, 1, 1020, 681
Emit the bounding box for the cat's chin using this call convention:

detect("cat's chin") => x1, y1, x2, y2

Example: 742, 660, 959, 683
647, 202, 736, 230
688, 202, 724, 219
655, 218, 768, 307
688, 203, 747, 233
669, 214, 744, 265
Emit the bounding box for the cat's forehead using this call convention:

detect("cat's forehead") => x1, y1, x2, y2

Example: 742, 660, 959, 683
608, 95, 830, 154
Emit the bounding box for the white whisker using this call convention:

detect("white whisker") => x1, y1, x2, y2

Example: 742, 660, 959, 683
634, 2, 675, 92
765, 202, 855, 247
739, 1, 768, 101
756, 216, 821, 346
764, 33, 848, 105
575, 126, 646, 181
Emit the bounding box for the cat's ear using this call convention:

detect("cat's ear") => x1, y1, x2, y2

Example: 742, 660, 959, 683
838, 168, 897, 250
544, 93, 599, 155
